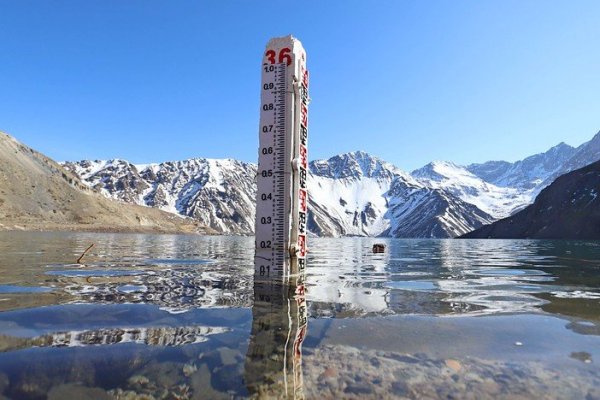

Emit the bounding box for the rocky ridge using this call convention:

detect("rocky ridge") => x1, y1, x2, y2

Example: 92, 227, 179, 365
0, 132, 204, 233
462, 159, 600, 239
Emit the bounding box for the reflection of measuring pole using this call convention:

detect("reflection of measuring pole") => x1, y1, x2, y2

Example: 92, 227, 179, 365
255, 35, 309, 280
244, 281, 307, 399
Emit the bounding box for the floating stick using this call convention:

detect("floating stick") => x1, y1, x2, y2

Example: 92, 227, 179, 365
76, 243, 94, 264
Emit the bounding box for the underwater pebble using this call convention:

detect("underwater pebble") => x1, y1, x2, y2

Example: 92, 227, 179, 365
182, 363, 197, 377
48, 384, 111, 400
318, 367, 338, 380
127, 375, 150, 386
445, 359, 462, 372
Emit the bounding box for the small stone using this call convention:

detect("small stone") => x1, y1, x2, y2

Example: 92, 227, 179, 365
391, 380, 411, 397
190, 364, 228, 400
481, 379, 500, 395
445, 359, 462, 372
464, 372, 482, 382
570, 351, 593, 364
344, 383, 373, 395
183, 363, 197, 377
48, 384, 111, 400
127, 375, 150, 386
319, 367, 338, 380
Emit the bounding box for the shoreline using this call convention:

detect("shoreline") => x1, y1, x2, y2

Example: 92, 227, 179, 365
0, 222, 215, 235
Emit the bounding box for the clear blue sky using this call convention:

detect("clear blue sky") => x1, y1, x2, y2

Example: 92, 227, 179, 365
1, 1, 599, 171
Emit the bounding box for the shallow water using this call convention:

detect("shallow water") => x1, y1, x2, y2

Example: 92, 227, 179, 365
0, 232, 599, 399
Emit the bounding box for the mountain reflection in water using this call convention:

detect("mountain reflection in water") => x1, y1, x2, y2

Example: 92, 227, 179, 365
0, 325, 228, 352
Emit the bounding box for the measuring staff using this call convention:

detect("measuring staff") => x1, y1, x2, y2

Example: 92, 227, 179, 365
255, 35, 309, 280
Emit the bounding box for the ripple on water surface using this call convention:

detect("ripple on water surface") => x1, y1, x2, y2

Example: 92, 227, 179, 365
0, 233, 599, 399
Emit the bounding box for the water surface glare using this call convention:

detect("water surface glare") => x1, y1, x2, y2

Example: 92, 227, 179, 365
0, 232, 599, 399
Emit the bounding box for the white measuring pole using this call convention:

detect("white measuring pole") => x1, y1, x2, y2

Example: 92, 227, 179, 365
255, 35, 309, 281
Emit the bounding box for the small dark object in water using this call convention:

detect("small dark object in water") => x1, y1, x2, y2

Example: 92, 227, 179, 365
372, 244, 385, 253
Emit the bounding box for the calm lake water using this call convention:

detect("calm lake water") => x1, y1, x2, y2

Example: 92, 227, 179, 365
0, 232, 599, 399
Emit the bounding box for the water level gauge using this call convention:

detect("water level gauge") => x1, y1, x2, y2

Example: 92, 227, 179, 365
255, 35, 309, 280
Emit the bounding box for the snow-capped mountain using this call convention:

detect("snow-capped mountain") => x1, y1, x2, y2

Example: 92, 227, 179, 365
307, 152, 493, 237
307, 151, 414, 237
63, 130, 600, 238
429, 133, 600, 219
412, 161, 533, 219
467, 142, 576, 190
63, 158, 257, 234
309, 150, 406, 181
383, 177, 493, 238
464, 159, 600, 239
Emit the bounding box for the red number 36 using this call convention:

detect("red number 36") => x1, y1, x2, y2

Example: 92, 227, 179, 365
265, 48, 292, 66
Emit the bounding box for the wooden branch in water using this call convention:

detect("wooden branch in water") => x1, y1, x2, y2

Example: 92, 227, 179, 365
77, 244, 95, 264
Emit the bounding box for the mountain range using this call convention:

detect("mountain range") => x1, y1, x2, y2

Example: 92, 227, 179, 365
62, 130, 600, 238
0, 132, 203, 233
463, 159, 600, 239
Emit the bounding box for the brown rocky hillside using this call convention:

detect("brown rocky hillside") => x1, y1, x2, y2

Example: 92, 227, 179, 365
0, 131, 209, 233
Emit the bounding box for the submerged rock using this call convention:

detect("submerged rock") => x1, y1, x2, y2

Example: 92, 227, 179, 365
48, 383, 111, 400
190, 364, 228, 400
